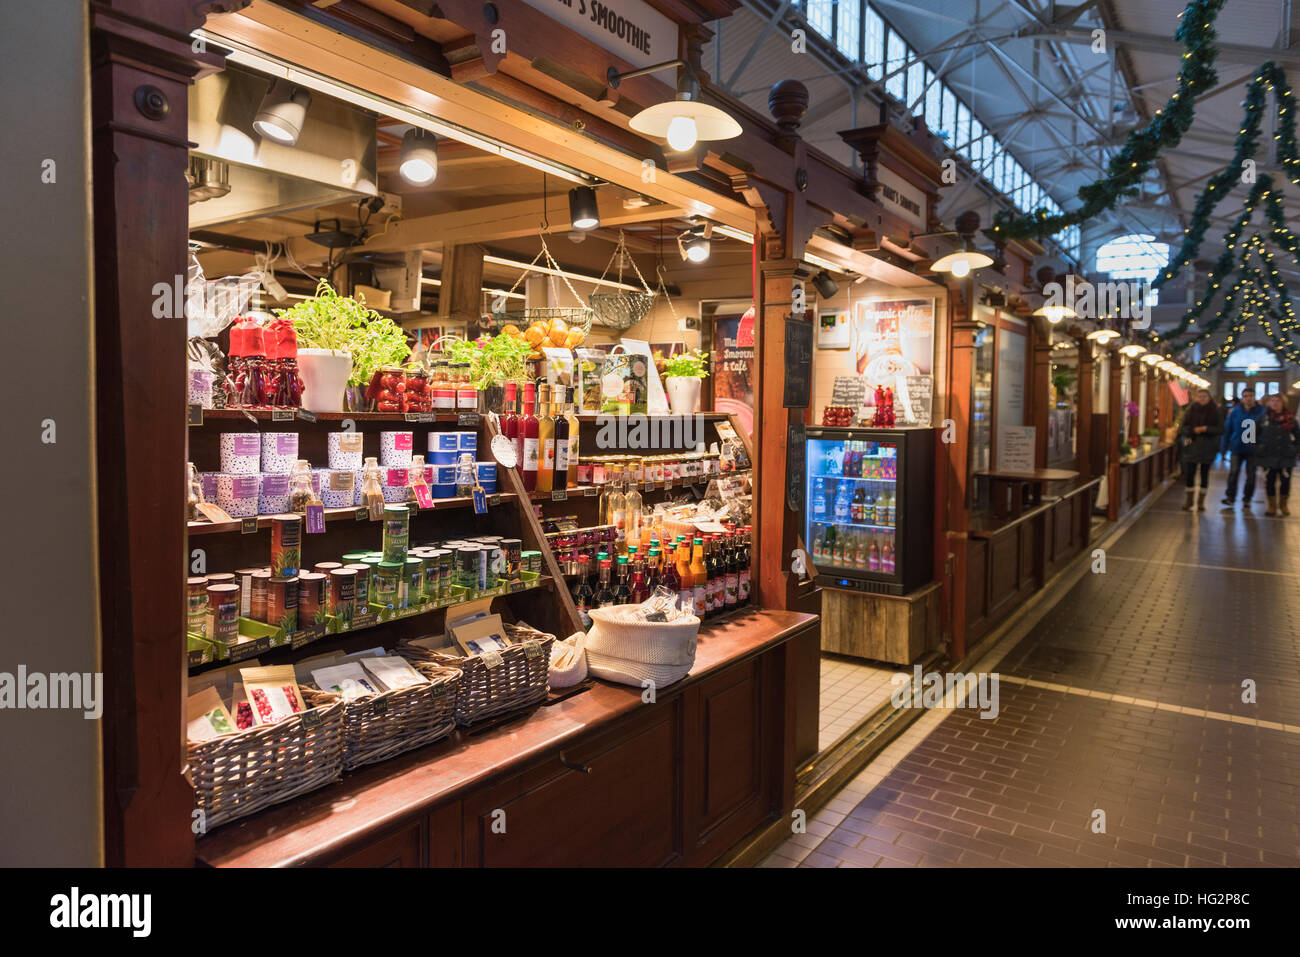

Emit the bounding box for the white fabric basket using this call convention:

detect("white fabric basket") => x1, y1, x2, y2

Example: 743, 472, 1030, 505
548, 631, 588, 688
584, 606, 700, 688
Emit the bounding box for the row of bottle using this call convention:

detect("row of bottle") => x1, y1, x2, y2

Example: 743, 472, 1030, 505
811, 525, 896, 573
812, 479, 896, 527
820, 441, 898, 480
500, 381, 580, 492
571, 530, 752, 626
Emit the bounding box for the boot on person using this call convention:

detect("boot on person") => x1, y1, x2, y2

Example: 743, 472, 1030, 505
1265, 495, 1278, 516
1283, 495, 1291, 517
1182, 489, 1195, 511
1196, 490, 1207, 511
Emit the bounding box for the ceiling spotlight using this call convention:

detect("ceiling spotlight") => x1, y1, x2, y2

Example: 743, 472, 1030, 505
253, 80, 311, 146
399, 128, 438, 185
610, 61, 742, 151
569, 186, 600, 230
678, 223, 712, 263
813, 270, 839, 299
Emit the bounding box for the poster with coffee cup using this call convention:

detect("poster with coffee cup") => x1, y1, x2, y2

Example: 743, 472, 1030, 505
852, 299, 934, 407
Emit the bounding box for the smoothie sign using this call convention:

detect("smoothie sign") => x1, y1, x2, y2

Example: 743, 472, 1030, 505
852, 298, 934, 385
523, 0, 678, 69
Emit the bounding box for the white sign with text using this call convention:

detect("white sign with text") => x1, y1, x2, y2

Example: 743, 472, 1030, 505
520, 0, 678, 69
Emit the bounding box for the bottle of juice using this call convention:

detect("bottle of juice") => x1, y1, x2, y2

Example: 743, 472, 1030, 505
690, 537, 708, 618
552, 384, 569, 490
564, 386, 581, 489
675, 539, 694, 613
520, 383, 539, 491
536, 384, 555, 492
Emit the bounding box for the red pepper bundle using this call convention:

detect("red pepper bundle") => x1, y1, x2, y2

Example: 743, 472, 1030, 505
224, 318, 266, 408
263, 318, 304, 408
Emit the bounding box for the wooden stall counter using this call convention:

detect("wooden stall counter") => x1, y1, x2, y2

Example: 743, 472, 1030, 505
196, 609, 819, 868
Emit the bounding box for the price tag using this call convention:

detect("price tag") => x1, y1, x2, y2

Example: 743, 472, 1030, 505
371, 697, 389, 716
355, 507, 367, 521
404, 412, 421, 423
458, 413, 480, 428
488, 493, 501, 507
419, 412, 435, 423
305, 503, 326, 534
551, 489, 568, 502
352, 610, 377, 630
584, 486, 599, 497
296, 409, 317, 423
412, 481, 435, 509
509, 580, 526, 594
271, 409, 294, 422
300, 708, 323, 729
187, 404, 203, 427
644, 481, 654, 493
523, 641, 542, 660
479, 650, 504, 669
473, 486, 488, 514
240, 517, 259, 535
290, 624, 327, 649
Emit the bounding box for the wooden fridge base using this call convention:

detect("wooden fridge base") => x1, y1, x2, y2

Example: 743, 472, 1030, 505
819, 583, 941, 666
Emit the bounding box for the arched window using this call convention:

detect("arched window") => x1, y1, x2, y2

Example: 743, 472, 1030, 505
1223, 346, 1282, 370
1096, 233, 1170, 306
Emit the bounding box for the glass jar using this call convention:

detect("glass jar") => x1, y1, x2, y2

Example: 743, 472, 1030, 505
403, 368, 430, 413
431, 361, 455, 411
454, 363, 478, 411
288, 460, 316, 513
369, 367, 406, 413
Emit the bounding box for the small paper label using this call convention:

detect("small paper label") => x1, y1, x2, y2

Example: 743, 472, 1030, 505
240, 517, 259, 535
297, 409, 317, 423
419, 412, 435, 423
479, 651, 504, 669
458, 413, 480, 427
509, 581, 526, 594
329, 471, 354, 492
584, 487, 599, 497
188, 404, 203, 426
276, 434, 297, 455
386, 468, 409, 486
490, 433, 518, 469
394, 433, 413, 450
551, 489, 567, 501
232, 435, 259, 455
488, 494, 501, 507
371, 697, 389, 716
404, 412, 421, 423
271, 409, 294, 422
413, 482, 435, 509
523, 641, 542, 659
355, 507, 368, 521
305, 503, 326, 534
644, 481, 654, 492
339, 433, 363, 452
300, 708, 323, 729
473, 487, 487, 514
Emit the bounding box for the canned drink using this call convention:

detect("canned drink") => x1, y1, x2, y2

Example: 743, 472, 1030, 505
313, 561, 343, 574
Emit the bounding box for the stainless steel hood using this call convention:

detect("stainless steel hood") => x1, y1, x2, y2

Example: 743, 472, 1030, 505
187, 66, 378, 229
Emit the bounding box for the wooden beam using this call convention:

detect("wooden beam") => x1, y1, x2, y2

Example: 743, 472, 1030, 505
437, 243, 485, 325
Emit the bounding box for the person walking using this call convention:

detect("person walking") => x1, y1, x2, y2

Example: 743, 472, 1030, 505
1257, 393, 1300, 517
1179, 388, 1222, 511
1221, 387, 1263, 508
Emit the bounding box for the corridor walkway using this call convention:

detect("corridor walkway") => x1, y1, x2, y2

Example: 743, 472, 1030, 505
765, 472, 1300, 867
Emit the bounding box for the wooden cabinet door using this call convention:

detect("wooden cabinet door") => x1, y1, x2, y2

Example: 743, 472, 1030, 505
463, 702, 684, 867
330, 824, 425, 867
684, 658, 771, 864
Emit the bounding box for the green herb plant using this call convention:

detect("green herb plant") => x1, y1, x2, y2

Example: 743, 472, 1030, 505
276, 277, 411, 386
445, 333, 535, 389
663, 349, 709, 379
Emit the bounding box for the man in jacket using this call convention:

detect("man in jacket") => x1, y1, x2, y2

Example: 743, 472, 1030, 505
1222, 388, 1264, 507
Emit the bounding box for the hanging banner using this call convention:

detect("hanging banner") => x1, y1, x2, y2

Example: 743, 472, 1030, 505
852, 298, 935, 406
714, 307, 755, 436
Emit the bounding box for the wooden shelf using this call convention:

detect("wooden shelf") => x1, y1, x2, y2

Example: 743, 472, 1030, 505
188, 493, 518, 536
190, 408, 478, 425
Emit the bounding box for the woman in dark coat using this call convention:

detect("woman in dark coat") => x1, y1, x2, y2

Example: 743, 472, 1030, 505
1178, 388, 1222, 511
1257, 393, 1300, 516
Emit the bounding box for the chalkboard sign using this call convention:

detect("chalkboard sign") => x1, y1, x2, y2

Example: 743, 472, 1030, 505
831, 376, 867, 409
786, 421, 806, 512
783, 318, 813, 408
894, 374, 933, 427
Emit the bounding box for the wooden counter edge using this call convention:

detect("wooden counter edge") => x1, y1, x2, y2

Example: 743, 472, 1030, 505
196, 608, 818, 867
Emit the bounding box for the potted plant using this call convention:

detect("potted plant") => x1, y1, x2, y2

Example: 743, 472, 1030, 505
276, 279, 409, 412
662, 349, 708, 415
1051, 368, 1075, 408
444, 332, 535, 413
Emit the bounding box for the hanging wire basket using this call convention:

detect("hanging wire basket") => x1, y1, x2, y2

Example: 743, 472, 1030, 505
589, 230, 656, 330
489, 234, 596, 335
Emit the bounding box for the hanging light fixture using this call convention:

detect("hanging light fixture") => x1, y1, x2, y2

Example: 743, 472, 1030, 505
1086, 328, 1120, 344
1141, 352, 1163, 366
252, 80, 312, 146
917, 211, 994, 278
608, 61, 741, 151
677, 222, 712, 262
1033, 303, 1076, 324
1119, 343, 1149, 358
569, 186, 600, 230
399, 128, 438, 185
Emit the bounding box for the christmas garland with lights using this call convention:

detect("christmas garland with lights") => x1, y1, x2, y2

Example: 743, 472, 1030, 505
988, 0, 1227, 245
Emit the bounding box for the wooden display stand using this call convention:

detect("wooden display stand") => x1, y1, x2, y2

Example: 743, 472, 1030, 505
819, 582, 941, 666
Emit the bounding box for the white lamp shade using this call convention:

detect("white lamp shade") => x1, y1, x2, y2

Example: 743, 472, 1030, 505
931, 250, 994, 275
629, 99, 742, 144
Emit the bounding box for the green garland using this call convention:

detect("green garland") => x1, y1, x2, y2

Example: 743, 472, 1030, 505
989, 0, 1228, 245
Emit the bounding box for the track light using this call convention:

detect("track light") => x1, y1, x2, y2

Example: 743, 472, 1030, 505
253, 80, 311, 146
813, 270, 839, 299
399, 128, 438, 185
677, 223, 712, 262
569, 186, 599, 230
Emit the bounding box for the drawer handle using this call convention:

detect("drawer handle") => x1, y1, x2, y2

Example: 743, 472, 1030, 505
559, 754, 591, 774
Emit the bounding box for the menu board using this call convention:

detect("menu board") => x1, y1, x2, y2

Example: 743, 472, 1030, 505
783, 318, 813, 408
998, 425, 1036, 473
852, 298, 935, 402
894, 374, 933, 427
831, 376, 867, 410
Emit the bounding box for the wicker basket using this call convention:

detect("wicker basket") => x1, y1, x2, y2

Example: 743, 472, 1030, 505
302, 664, 462, 771
188, 702, 345, 830
401, 635, 553, 726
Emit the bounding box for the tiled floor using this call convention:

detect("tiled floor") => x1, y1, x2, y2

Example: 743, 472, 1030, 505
818, 655, 899, 751
765, 471, 1300, 868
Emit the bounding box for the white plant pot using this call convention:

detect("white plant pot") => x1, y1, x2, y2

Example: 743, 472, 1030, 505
297, 349, 352, 413
665, 376, 702, 415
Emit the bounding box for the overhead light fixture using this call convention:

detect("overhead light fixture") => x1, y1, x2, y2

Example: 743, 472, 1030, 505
1157, 360, 1177, 372
678, 223, 712, 263
1141, 353, 1163, 366
917, 211, 993, 279
1033, 304, 1076, 324
569, 186, 600, 230
608, 60, 742, 151
253, 80, 311, 146
398, 128, 438, 185
1086, 328, 1120, 343
812, 270, 839, 299
1119, 344, 1148, 358
803, 252, 843, 273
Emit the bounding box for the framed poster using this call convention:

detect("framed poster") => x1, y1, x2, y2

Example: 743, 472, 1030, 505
712, 306, 756, 436
852, 298, 935, 402
818, 309, 850, 349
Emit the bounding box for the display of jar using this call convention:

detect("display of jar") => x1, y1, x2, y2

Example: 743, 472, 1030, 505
402, 368, 431, 413
430, 361, 454, 411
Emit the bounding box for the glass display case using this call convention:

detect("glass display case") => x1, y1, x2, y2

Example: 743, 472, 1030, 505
804, 427, 935, 595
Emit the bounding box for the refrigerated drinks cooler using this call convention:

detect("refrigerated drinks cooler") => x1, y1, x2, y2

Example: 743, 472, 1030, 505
804, 427, 934, 595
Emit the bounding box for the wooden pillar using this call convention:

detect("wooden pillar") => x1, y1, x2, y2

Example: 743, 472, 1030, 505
944, 292, 978, 660
1106, 356, 1123, 520
438, 243, 486, 327
92, 1, 219, 865
1031, 320, 1052, 468
1075, 339, 1094, 478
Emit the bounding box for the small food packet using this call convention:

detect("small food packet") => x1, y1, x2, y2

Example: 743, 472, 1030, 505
313, 662, 386, 702
361, 655, 428, 691
240, 665, 308, 725
186, 686, 237, 743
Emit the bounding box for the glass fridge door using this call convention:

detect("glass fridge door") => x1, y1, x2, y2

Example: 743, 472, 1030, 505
806, 432, 900, 580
